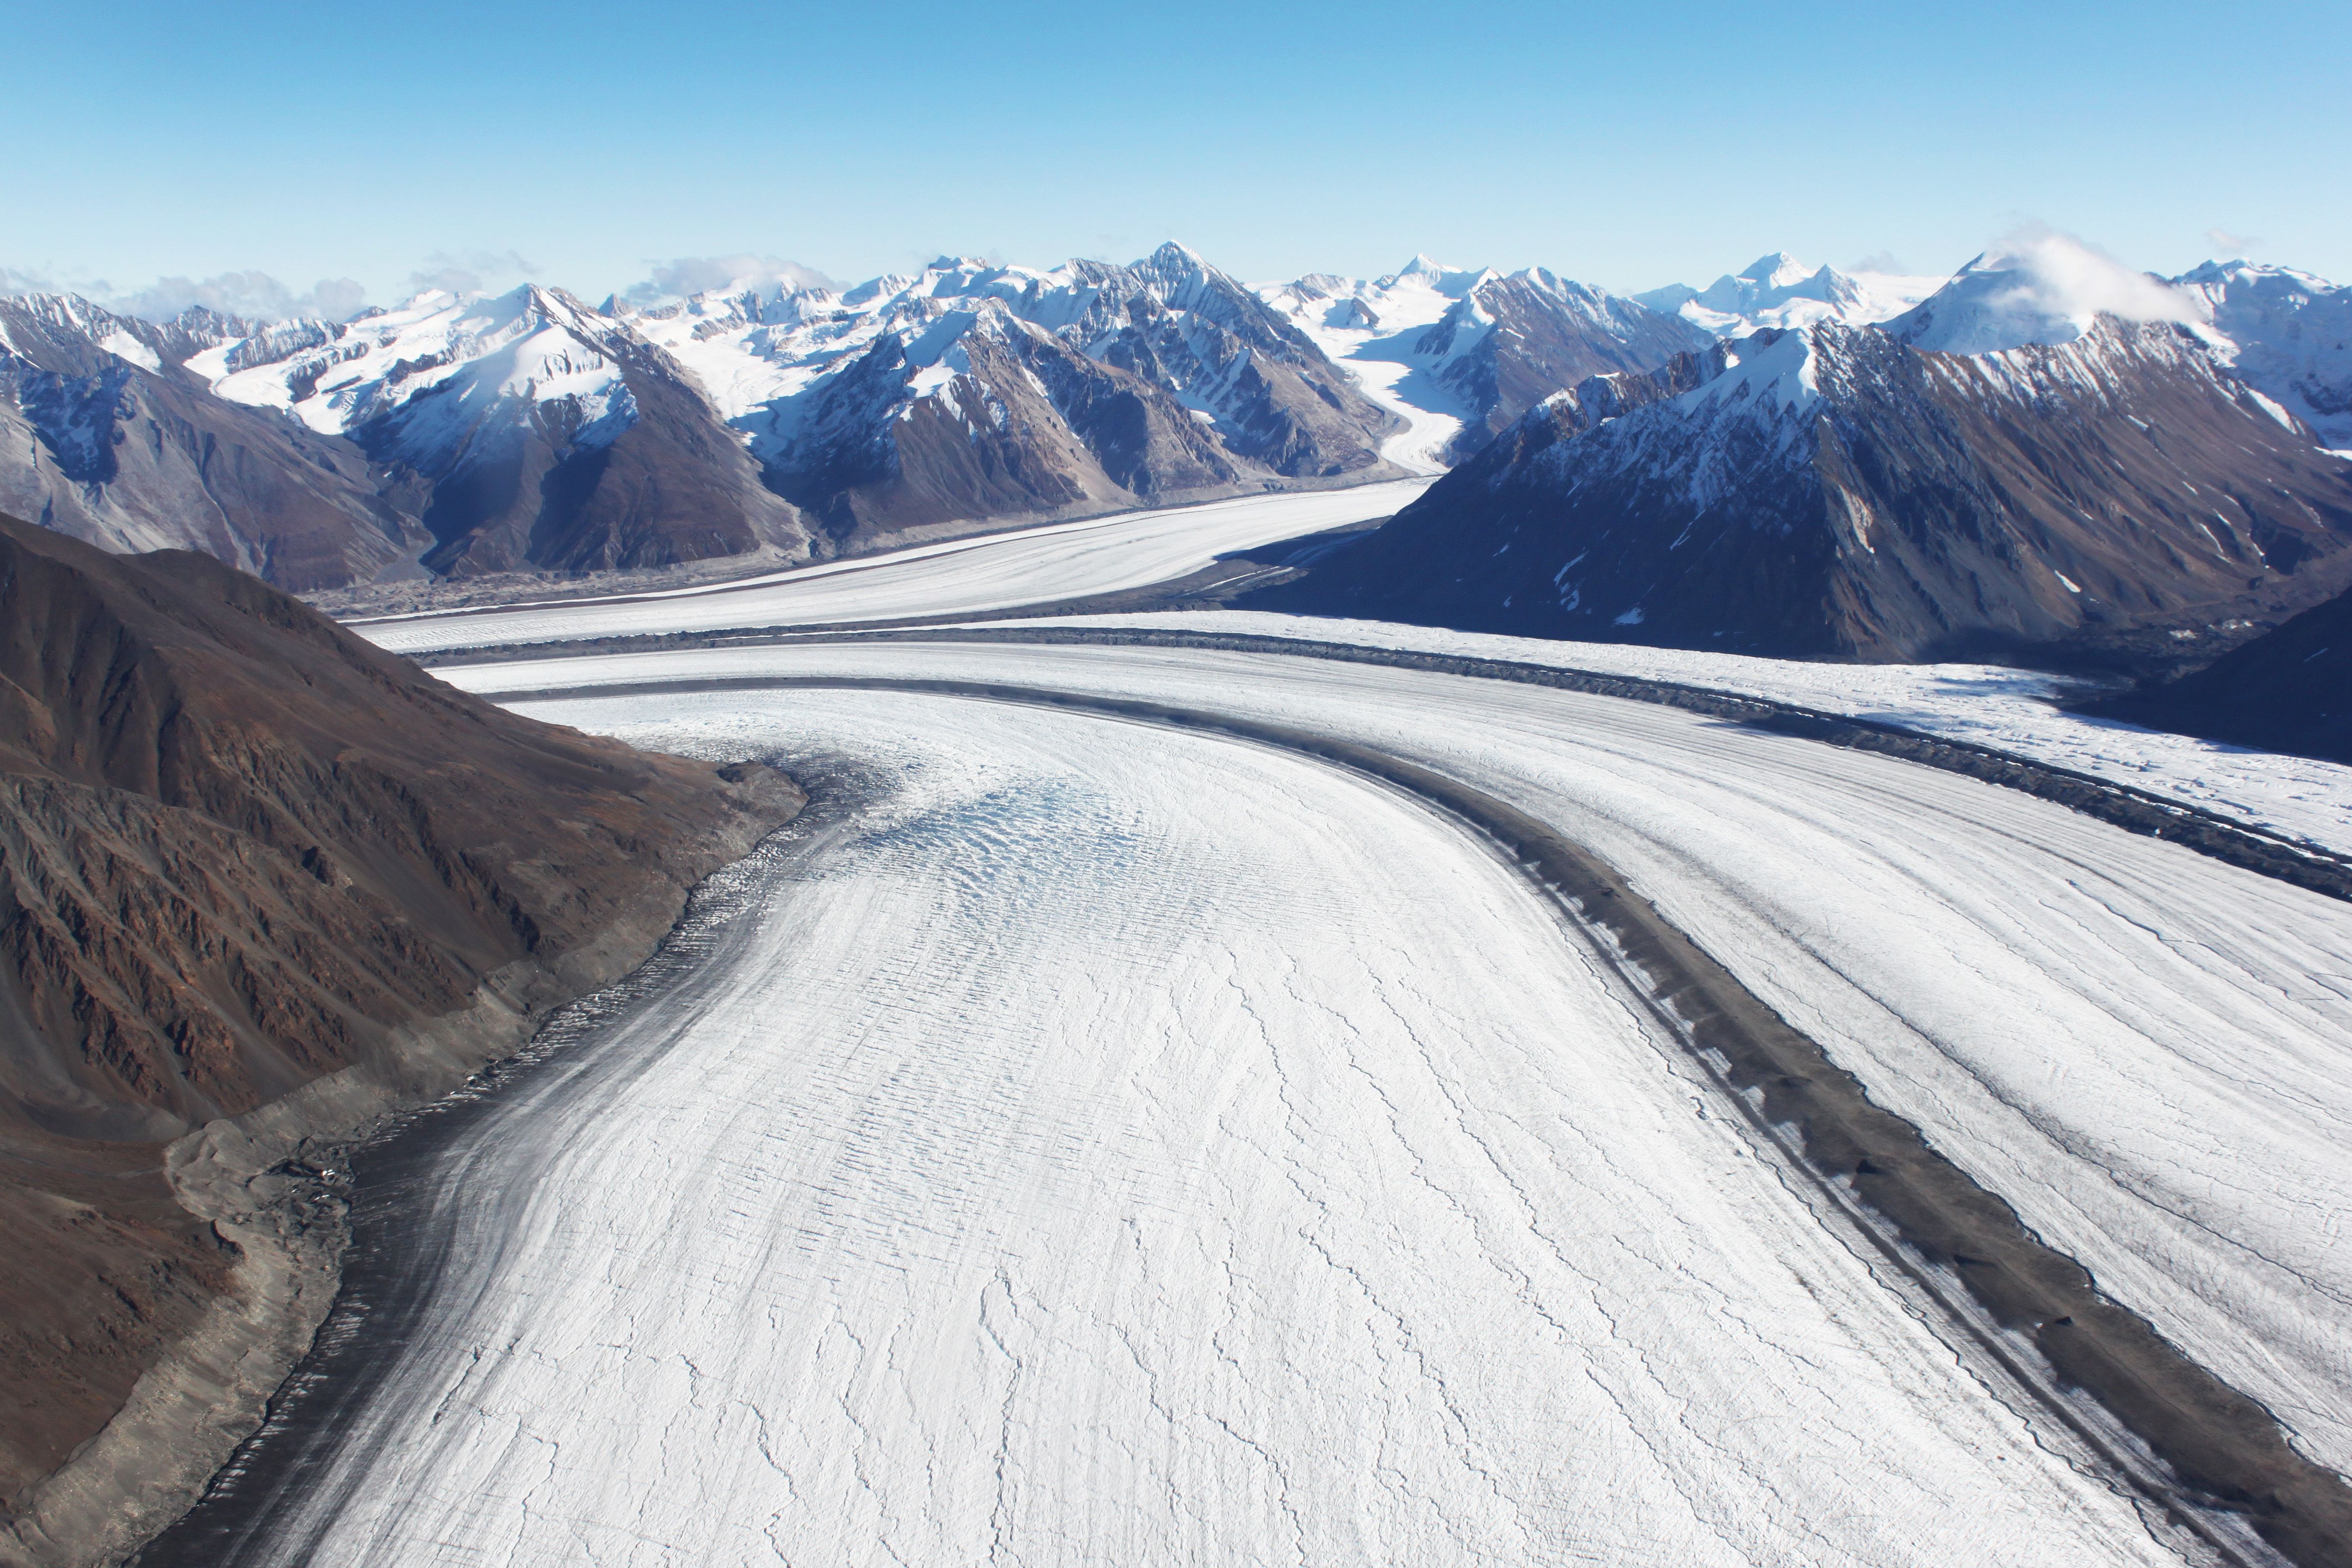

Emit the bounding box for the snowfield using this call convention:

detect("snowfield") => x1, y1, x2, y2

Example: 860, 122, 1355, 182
1634, 252, 1949, 339
237, 688, 2188, 1566
351, 481, 1431, 655
452, 640, 2352, 1487
1257, 258, 1481, 471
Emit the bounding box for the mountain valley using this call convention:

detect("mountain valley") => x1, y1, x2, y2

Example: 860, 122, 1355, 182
10, 227, 2352, 1568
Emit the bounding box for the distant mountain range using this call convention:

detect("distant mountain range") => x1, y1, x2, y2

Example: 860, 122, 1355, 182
4, 246, 1456, 589
1259, 247, 2352, 664
6, 239, 2351, 655
617, 245, 1403, 553
0, 244, 1763, 591
1633, 251, 1951, 338
1261, 258, 1715, 466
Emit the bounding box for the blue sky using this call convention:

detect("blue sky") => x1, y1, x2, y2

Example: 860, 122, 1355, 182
5, 0, 2345, 313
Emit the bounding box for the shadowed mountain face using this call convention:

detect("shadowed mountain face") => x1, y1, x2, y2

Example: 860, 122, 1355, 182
2093, 586, 2352, 764
0, 516, 801, 1505
1259, 319, 2352, 663
0, 296, 428, 592
1410, 269, 1716, 463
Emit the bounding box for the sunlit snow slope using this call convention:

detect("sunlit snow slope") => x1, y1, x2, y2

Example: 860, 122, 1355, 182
1258, 259, 1480, 471
247, 687, 2181, 1566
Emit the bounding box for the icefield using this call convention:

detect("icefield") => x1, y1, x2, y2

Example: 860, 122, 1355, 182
231, 689, 2189, 1566
350, 480, 2352, 861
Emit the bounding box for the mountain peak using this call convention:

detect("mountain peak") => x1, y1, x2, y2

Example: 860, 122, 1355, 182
1741, 251, 1813, 288
1267, 311, 2352, 661
1890, 235, 2200, 355
1144, 240, 1210, 274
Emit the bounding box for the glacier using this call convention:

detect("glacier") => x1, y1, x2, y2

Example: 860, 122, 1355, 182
449, 635, 2352, 1491
188, 684, 2196, 1566
248, 478, 2352, 1563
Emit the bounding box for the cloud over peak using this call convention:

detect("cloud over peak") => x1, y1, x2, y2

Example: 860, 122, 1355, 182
621, 254, 835, 304
1, 264, 369, 323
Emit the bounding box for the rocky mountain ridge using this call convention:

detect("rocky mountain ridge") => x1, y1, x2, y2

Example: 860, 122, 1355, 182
200, 284, 810, 579
0, 516, 802, 1551
0, 294, 427, 591
619, 243, 1406, 549
2, 245, 1425, 589
1260, 313, 2352, 662
1261, 258, 1714, 466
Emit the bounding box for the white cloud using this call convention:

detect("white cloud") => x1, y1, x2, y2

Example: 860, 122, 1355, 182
0, 265, 62, 297
406, 249, 539, 298
1975, 226, 2199, 329
621, 254, 834, 304
2, 264, 369, 322
111, 270, 370, 322
2204, 227, 2263, 258
1893, 227, 2205, 356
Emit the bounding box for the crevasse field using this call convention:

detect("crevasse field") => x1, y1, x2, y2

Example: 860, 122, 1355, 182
275, 485, 2352, 1566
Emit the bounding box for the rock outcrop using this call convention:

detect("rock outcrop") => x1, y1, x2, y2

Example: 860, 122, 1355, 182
0, 516, 801, 1560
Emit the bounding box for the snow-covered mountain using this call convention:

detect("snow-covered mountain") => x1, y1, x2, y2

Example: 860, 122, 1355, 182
0, 245, 1414, 585
1884, 243, 2352, 454
1886, 243, 2202, 356
12, 235, 2350, 604
2171, 260, 2352, 450
1263, 316, 2352, 662
619, 244, 1403, 548
1262, 258, 1711, 468
0, 294, 427, 589
1636, 252, 1949, 338
1259, 257, 1492, 471
198, 284, 808, 577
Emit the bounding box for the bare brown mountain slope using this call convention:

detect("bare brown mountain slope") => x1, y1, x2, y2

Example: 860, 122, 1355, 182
0, 516, 801, 1531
